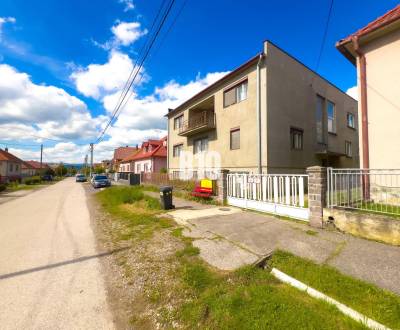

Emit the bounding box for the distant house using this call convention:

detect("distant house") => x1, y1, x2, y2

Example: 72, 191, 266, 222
336, 4, 400, 169
112, 146, 138, 172
0, 148, 23, 183
101, 159, 112, 171
21, 161, 36, 177
24, 160, 51, 174
130, 137, 167, 174
119, 148, 142, 173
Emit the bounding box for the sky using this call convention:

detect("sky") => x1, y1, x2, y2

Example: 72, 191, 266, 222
0, 0, 398, 163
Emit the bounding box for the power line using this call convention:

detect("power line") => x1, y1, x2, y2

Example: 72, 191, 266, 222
96, 0, 176, 143
315, 0, 334, 72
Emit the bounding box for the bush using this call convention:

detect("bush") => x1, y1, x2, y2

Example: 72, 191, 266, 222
0, 184, 6, 192
24, 176, 41, 185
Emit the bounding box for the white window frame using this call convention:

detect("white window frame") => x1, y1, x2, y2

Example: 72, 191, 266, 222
193, 137, 208, 154
347, 112, 355, 129
173, 144, 183, 157
174, 115, 183, 130
327, 100, 336, 133
345, 141, 352, 157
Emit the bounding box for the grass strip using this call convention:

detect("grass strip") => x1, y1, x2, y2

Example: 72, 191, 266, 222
270, 250, 400, 329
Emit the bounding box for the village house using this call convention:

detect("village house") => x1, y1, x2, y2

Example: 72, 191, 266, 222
112, 146, 138, 172
166, 40, 359, 177
336, 4, 400, 169
0, 148, 23, 183
24, 160, 51, 175
119, 137, 167, 174
118, 147, 141, 173
21, 161, 36, 177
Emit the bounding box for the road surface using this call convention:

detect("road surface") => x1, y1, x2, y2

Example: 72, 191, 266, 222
0, 178, 114, 329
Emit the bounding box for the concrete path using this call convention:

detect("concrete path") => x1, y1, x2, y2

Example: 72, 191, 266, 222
0, 178, 114, 329
166, 197, 400, 295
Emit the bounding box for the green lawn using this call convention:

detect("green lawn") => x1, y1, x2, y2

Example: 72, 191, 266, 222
96, 186, 382, 329
270, 250, 400, 329
5, 183, 44, 192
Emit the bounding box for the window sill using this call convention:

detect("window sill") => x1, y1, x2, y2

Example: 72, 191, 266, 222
347, 126, 356, 131
223, 98, 247, 109
328, 132, 337, 136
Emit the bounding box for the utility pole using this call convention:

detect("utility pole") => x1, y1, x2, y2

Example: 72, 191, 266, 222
40, 144, 43, 174
90, 143, 94, 178
84, 154, 88, 175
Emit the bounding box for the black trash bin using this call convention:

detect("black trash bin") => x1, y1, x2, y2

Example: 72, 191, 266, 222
160, 186, 174, 210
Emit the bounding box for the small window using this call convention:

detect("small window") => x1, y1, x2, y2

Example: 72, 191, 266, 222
230, 128, 240, 150
9, 164, 13, 172
173, 144, 183, 157
327, 101, 336, 133
193, 137, 208, 154
174, 115, 183, 130
345, 141, 352, 157
347, 113, 355, 129
316, 95, 325, 144
223, 80, 248, 107
290, 127, 303, 150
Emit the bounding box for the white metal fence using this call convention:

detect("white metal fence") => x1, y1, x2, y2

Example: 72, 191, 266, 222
327, 168, 400, 216
227, 173, 309, 220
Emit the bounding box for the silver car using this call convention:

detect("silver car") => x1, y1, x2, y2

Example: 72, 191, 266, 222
92, 175, 111, 188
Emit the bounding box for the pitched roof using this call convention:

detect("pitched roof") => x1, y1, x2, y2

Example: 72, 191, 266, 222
25, 160, 50, 169
113, 146, 138, 161
120, 148, 142, 163
336, 5, 400, 62
129, 137, 167, 161
21, 161, 35, 170
0, 149, 23, 163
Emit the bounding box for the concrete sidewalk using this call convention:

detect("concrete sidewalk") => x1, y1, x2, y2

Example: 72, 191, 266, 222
164, 196, 400, 295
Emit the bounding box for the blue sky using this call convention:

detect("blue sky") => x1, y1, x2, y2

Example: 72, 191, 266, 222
0, 0, 398, 162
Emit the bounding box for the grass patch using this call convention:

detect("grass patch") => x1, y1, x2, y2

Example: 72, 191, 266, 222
270, 250, 400, 329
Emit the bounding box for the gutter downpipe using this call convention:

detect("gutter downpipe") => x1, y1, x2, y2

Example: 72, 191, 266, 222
256, 53, 264, 174
352, 36, 370, 200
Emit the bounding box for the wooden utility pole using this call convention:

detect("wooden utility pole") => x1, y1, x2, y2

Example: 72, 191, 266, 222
40, 144, 43, 174
90, 143, 94, 178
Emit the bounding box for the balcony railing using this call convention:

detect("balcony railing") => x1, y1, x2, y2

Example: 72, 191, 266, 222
178, 110, 216, 136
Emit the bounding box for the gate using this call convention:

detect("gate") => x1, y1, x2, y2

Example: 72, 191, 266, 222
227, 173, 309, 221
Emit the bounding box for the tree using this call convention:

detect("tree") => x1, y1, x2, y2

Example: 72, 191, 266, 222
94, 166, 105, 174
55, 164, 67, 177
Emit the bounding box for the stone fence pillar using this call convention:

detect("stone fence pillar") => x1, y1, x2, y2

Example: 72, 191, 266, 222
216, 169, 229, 203
306, 166, 327, 228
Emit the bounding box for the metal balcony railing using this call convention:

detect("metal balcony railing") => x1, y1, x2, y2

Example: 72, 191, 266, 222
178, 111, 215, 136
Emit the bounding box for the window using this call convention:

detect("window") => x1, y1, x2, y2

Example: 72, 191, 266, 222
193, 137, 208, 154
9, 164, 13, 172
223, 80, 248, 107
327, 100, 336, 133
173, 144, 183, 157
230, 128, 240, 150
174, 115, 184, 130
347, 112, 355, 129
290, 127, 303, 150
345, 141, 352, 157
316, 95, 325, 144
136, 164, 141, 172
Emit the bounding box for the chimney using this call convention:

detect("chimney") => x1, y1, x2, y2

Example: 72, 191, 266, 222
5, 147, 8, 152
136, 144, 138, 149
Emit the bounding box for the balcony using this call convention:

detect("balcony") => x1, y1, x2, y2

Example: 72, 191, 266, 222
178, 110, 216, 136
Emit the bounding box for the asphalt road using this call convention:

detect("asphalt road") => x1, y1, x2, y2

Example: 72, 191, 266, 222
0, 178, 114, 329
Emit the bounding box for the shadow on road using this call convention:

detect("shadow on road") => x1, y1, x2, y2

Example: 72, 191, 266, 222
0, 247, 130, 281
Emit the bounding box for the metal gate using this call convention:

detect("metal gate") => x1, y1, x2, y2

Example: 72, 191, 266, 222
227, 173, 309, 221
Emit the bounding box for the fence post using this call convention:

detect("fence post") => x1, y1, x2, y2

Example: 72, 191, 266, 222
306, 166, 327, 228
216, 169, 229, 203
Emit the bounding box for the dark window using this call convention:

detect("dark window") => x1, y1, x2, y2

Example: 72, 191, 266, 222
230, 128, 240, 150
347, 112, 355, 128
193, 137, 208, 154
223, 80, 248, 107
174, 115, 184, 130
345, 141, 352, 157
327, 100, 336, 133
290, 127, 303, 150
173, 144, 183, 157
316, 95, 325, 143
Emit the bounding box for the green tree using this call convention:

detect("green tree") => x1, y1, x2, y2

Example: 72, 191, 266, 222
55, 164, 67, 177
94, 166, 105, 174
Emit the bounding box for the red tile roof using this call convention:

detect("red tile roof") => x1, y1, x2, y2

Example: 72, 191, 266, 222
21, 161, 35, 170
0, 149, 23, 163
129, 137, 167, 161
113, 146, 138, 161
337, 5, 400, 47
120, 148, 142, 163
25, 160, 50, 170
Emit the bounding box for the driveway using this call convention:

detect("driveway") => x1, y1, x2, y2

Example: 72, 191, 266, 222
0, 178, 114, 329
166, 199, 400, 295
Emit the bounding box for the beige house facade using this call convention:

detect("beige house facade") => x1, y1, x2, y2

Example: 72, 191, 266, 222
337, 5, 400, 169
167, 41, 359, 176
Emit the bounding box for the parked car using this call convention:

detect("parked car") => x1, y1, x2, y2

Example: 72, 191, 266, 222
41, 174, 53, 181
92, 174, 111, 188
75, 174, 87, 182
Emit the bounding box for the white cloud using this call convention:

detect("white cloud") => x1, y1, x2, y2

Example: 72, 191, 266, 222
119, 0, 135, 12
111, 21, 147, 46
0, 16, 16, 41
346, 86, 358, 101
70, 50, 137, 99
0, 63, 103, 141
